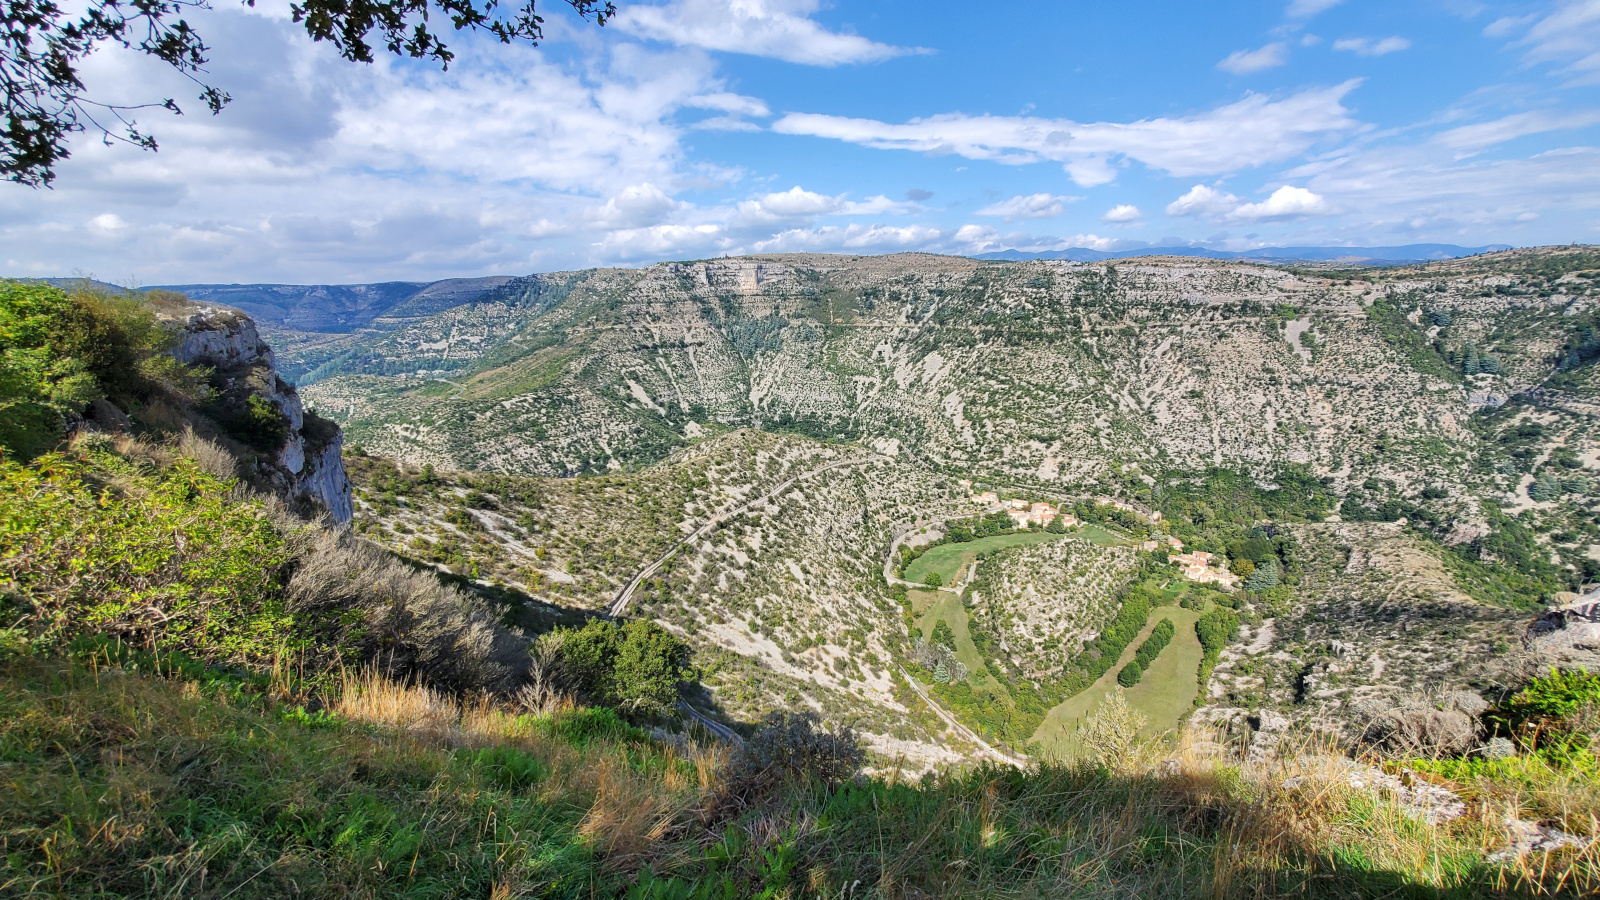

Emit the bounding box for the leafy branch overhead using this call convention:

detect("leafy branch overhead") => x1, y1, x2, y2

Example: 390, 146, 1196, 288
0, 0, 614, 186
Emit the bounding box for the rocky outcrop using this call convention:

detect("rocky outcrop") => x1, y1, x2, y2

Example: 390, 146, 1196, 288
170, 307, 354, 524
1525, 596, 1600, 672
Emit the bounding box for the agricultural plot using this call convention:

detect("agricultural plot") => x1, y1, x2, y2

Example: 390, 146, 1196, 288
903, 530, 1074, 586
1029, 604, 1206, 760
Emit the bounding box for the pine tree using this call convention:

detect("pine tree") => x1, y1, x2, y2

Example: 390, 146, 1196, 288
934, 660, 949, 683
1463, 344, 1479, 375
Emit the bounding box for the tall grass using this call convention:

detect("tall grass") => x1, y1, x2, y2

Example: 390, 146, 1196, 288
3, 656, 1596, 898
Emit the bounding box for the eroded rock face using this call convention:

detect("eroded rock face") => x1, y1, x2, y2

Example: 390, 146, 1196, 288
1525, 598, 1600, 672
171, 307, 354, 524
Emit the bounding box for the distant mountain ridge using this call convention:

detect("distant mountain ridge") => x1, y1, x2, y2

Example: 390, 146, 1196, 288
977, 243, 1513, 265
148, 277, 515, 333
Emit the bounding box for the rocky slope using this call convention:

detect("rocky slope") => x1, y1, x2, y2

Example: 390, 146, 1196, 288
260, 247, 1600, 758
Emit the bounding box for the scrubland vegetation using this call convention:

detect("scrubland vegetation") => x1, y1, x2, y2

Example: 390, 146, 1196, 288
10, 251, 1600, 897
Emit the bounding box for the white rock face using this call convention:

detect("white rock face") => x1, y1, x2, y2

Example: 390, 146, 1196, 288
171, 307, 353, 524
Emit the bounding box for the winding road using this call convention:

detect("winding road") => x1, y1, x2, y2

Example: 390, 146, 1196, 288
898, 668, 1029, 769
607, 453, 885, 617
678, 701, 741, 744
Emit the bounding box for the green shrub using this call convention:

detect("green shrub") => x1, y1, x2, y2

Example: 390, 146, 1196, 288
1117, 661, 1142, 687
1487, 668, 1600, 766
0, 282, 204, 459
1133, 618, 1174, 669
554, 619, 690, 716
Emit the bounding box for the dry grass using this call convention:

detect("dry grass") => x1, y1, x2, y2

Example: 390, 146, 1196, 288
334, 667, 460, 739
283, 528, 532, 694
175, 426, 238, 480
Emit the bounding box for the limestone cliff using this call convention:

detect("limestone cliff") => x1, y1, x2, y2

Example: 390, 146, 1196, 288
169, 307, 354, 524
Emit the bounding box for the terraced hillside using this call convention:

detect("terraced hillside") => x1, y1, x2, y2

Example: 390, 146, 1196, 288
299, 247, 1600, 761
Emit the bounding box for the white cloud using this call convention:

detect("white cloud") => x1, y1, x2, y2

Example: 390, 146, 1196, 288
751, 222, 943, 252
772, 82, 1364, 186
976, 192, 1077, 220
1516, 0, 1600, 83
729, 186, 918, 229
0, 11, 762, 281
1101, 204, 1142, 223
1231, 186, 1328, 220
1333, 36, 1412, 56
612, 0, 920, 66
1436, 109, 1600, 152
1484, 14, 1537, 37
1166, 184, 1327, 221
587, 183, 683, 228
1166, 184, 1244, 218
1287, 0, 1344, 18
1218, 43, 1289, 74
88, 213, 126, 234
1281, 143, 1600, 235
595, 223, 729, 259
684, 92, 771, 117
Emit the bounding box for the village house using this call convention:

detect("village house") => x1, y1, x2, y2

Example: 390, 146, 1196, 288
1008, 501, 1058, 529
972, 490, 999, 505
1169, 549, 1240, 588
1008, 498, 1028, 510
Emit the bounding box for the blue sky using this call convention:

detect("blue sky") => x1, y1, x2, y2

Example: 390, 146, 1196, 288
4, 0, 1600, 282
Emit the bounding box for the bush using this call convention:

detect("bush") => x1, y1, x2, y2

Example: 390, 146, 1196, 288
1117, 661, 1143, 687
1134, 618, 1174, 669
1, 442, 533, 695
923, 572, 943, 588
552, 619, 690, 717
704, 711, 865, 820
0, 282, 203, 460
1488, 668, 1600, 766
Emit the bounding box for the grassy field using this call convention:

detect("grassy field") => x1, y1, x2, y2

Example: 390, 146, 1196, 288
903, 530, 1070, 586
1029, 603, 1206, 760
910, 589, 1008, 696
1076, 522, 1130, 547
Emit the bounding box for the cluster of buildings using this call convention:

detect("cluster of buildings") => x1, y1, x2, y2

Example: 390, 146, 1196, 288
1169, 548, 1242, 588
956, 478, 1241, 590
960, 482, 1080, 530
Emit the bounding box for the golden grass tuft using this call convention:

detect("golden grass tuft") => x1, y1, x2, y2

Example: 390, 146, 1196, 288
334, 667, 459, 740
577, 755, 688, 866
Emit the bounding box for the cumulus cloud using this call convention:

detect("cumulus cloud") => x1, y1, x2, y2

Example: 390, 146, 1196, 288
1166, 184, 1327, 221
0, 11, 753, 281
1218, 43, 1289, 74
586, 183, 683, 228
729, 185, 917, 229
1101, 204, 1142, 223
1232, 186, 1327, 220
1165, 184, 1244, 218
752, 222, 943, 252
772, 82, 1363, 187
976, 192, 1077, 220
1333, 36, 1411, 56
612, 0, 920, 66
